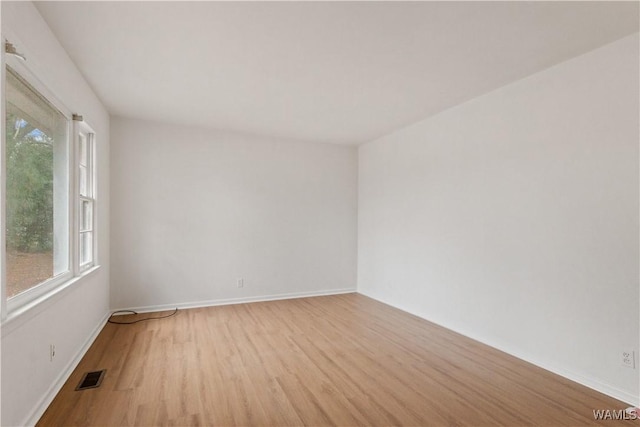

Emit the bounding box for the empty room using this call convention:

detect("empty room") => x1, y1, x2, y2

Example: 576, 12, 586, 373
1, 1, 639, 426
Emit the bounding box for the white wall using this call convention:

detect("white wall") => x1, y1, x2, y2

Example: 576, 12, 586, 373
358, 33, 639, 404
1, 2, 111, 426
110, 117, 357, 310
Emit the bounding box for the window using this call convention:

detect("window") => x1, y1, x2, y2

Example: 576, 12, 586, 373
3, 55, 98, 314
77, 124, 95, 269
5, 66, 70, 301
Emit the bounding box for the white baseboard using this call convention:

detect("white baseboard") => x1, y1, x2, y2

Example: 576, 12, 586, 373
22, 310, 111, 427
112, 287, 357, 314
359, 291, 639, 407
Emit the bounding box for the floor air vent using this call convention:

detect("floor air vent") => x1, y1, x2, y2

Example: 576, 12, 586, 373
76, 370, 106, 391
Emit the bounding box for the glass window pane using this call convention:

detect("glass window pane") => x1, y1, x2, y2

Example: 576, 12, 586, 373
79, 133, 87, 166
5, 67, 69, 298
80, 232, 93, 266
78, 129, 95, 269
80, 200, 92, 231
79, 164, 88, 197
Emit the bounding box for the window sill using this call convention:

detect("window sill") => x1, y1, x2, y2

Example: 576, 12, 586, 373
1, 265, 101, 338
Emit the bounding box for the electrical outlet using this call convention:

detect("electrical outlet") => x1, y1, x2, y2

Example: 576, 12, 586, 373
622, 350, 635, 369
50, 344, 56, 362
237, 278, 244, 288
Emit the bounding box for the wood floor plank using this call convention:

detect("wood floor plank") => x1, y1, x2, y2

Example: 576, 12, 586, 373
36, 294, 635, 426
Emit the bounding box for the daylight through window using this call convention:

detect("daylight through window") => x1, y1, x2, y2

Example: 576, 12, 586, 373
78, 127, 95, 269
5, 67, 69, 299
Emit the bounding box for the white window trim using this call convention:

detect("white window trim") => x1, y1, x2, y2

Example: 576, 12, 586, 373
1, 39, 99, 321
74, 122, 97, 273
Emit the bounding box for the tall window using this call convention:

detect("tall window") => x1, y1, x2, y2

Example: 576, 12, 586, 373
77, 125, 95, 269
5, 66, 70, 300
3, 56, 98, 314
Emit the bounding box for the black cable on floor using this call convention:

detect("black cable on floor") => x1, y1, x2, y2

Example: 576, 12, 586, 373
107, 308, 178, 324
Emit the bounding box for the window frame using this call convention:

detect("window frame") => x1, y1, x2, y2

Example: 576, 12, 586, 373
2, 43, 98, 319
75, 122, 97, 273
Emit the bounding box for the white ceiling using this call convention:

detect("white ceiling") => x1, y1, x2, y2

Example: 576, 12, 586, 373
35, 1, 639, 145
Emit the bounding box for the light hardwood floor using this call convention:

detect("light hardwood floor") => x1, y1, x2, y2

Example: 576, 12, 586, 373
38, 293, 634, 426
